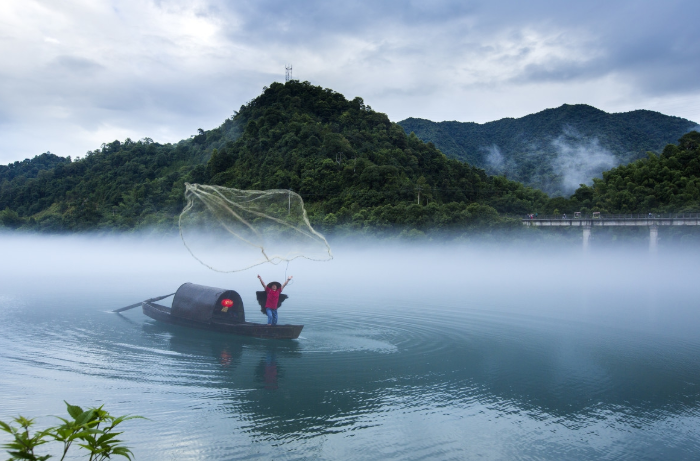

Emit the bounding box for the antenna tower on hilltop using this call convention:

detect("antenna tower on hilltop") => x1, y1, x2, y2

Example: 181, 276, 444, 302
285, 64, 292, 82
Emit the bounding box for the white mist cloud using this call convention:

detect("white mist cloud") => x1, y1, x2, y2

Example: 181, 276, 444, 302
551, 130, 617, 194
484, 144, 505, 171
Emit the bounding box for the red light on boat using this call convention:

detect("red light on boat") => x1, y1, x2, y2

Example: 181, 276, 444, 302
221, 299, 234, 307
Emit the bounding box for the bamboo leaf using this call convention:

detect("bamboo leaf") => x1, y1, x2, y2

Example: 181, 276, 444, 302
64, 402, 83, 420
0, 420, 14, 433
7, 450, 36, 459
74, 409, 97, 426
14, 416, 35, 428
112, 446, 134, 460
96, 432, 119, 444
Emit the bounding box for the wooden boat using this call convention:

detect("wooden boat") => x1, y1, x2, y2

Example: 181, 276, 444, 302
140, 282, 303, 339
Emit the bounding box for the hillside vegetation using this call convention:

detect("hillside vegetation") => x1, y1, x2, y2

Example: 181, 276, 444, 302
399, 105, 698, 196
0, 118, 242, 231
558, 131, 700, 214
0, 81, 550, 236
2, 81, 699, 238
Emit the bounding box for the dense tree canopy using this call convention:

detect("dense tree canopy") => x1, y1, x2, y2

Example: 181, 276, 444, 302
2, 80, 698, 238
0, 120, 242, 231
556, 131, 700, 214
0, 81, 552, 235
203, 81, 550, 235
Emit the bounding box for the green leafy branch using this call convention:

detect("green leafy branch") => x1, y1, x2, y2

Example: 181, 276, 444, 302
0, 402, 144, 461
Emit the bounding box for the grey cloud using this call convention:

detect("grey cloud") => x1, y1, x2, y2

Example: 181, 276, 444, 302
502, 1, 700, 96
515, 60, 597, 84
2, 0, 700, 165
217, 0, 700, 97
51, 55, 105, 74
223, 0, 479, 36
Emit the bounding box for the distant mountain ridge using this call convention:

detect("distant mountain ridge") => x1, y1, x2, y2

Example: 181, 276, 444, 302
2, 85, 698, 235
398, 104, 698, 196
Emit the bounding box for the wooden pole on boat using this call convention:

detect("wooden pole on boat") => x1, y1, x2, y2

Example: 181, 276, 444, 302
112, 293, 175, 313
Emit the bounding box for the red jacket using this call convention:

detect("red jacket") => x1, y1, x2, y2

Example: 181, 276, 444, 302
265, 286, 281, 309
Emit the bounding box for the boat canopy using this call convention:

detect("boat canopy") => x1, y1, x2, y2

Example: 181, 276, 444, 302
172, 283, 245, 323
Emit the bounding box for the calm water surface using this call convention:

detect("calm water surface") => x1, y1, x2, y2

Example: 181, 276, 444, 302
1, 235, 700, 460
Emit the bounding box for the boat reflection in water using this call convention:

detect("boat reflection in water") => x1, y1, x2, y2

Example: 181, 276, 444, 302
140, 320, 300, 393
138, 306, 700, 452
257, 352, 280, 390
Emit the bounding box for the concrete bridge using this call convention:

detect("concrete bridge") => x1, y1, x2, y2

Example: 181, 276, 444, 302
522, 213, 700, 251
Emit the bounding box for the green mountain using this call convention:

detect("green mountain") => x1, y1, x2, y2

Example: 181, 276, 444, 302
0, 81, 551, 235
398, 105, 698, 196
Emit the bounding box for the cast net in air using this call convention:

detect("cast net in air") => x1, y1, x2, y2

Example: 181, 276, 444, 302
179, 183, 333, 272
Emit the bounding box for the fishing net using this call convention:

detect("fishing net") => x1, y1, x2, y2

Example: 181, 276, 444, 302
179, 183, 333, 272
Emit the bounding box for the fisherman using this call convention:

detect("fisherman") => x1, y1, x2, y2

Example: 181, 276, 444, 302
258, 275, 293, 326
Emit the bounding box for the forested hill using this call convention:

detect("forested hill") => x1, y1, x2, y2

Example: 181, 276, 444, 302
557, 131, 700, 215
399, 105, 698, 196
0, 81, 551, 235
0, 114, 243, 231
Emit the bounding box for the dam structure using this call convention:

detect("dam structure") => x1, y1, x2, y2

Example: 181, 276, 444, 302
522, 213, 700, 252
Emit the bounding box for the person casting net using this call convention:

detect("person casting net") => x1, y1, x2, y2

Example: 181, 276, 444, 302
179, 183, 333, 272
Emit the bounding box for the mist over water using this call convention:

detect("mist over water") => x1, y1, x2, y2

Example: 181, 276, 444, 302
1, 233, 700, 460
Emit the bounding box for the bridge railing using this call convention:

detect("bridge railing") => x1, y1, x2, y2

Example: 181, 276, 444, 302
519, 213, 700, 220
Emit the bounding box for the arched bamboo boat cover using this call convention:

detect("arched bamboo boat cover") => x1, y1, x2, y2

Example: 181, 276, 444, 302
172, 283, 245, 323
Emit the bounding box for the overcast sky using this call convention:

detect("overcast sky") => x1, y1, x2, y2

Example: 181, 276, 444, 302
1, 0, 699, 164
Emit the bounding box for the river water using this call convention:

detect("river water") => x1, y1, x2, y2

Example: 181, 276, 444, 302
1, 235, 700, 460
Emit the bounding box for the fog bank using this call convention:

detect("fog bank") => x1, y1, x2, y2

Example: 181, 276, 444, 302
1, 233, 698, 342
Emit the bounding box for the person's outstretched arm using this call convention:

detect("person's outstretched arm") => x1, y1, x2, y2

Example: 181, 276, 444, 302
257, 275, 266, 288
280, 276, 293, 292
